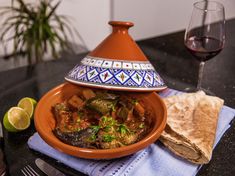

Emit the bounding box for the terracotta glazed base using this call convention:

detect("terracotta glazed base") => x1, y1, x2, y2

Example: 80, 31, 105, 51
34, 82, 167, 159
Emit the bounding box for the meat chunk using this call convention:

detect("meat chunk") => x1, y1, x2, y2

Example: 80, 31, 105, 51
67, 95, 84, 109
134, 103, 145, 117
82, 88, 96, 100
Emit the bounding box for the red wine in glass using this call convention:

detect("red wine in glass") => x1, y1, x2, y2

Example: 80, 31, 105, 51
184, 1, 225, 93
185, 36, 224, 62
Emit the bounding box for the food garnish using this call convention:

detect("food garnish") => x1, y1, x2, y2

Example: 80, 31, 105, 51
3, 97, 37, 132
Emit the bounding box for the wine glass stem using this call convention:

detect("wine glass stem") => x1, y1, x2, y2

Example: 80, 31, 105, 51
197, 61, 205, 90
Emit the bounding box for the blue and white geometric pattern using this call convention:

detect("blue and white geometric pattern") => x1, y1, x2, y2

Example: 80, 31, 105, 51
87, 69, 99, 81
65, 56, 167, 91
115, 71, 130, 84
144, 72, 154, 85
99, 70, 113, 82
131, 72, 143, 86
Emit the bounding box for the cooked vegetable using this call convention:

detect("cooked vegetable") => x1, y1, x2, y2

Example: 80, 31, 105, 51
116, 107, 129, 120
67, 95, 84, 109
82, 89, 96, 100
134, 103, 145, 117
86, 98, 116, 115
53, 127, 97, 148
52, 88, 152, 149
118, 124, 130, 135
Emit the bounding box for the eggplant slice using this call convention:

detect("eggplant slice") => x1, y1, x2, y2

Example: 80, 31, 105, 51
85, 93, 119, 115
53, 127, 97, 148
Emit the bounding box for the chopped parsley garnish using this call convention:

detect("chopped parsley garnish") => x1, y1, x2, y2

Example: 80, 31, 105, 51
90, 125, 100, 133
118, 124, 130, 134
89, 134, 97, 142
76, 118, 81, 123
139, 123, 145, 129
100, 116, 116, 127
131, 99, 138, 105
102, 134, 116, 142
104, 126, 112, 132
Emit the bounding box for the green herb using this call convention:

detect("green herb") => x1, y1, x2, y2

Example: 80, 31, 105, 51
100, 116, 116, 127
111, 104, 116, 112
118, 124, 130, 135
90, 125, 100, 133
76, 118, 81, 123
88, 134, 97, 142
104, 126, 110, 132
101, 116, 108, 122
131, 99, 138, 105
139, 123, 145, 129
102, 134, 116, 142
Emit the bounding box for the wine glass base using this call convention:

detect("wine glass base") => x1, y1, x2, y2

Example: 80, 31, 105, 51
184, 87, 215, 96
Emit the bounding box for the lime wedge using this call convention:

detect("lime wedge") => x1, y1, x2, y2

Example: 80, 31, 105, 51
17, 97, 37, 119
3, 107, 30, 132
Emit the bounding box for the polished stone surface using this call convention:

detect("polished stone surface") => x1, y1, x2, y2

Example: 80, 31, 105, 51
0, 19, 234, 176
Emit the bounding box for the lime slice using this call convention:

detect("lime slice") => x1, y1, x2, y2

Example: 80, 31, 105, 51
3, 107, 30, 132
17, 97, 37, 119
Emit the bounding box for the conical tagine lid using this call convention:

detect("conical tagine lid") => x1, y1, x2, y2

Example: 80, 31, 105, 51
65, 21, 167, 91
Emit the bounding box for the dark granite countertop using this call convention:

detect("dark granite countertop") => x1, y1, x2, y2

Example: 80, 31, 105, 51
0, 19, 234, 176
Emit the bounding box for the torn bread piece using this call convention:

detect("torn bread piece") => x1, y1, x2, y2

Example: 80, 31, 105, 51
160, 91, 224, 164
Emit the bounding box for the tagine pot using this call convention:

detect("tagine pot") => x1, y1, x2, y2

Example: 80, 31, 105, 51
65, 21, 167, 91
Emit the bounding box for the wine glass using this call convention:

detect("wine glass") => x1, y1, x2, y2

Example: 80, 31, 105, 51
184, 1, 225, 94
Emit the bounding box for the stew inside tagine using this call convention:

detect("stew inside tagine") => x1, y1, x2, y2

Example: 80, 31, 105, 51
52, 88, 153, 149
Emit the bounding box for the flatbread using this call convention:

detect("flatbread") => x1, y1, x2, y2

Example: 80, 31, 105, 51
160, 91, 224, 164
